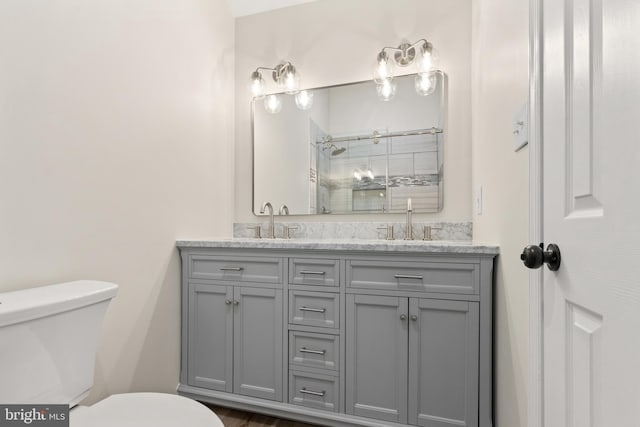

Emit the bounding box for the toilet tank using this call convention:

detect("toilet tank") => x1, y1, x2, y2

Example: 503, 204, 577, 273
0, 280, 118, 406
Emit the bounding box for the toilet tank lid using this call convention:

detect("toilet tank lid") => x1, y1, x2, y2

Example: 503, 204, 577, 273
0, 280, 118, 327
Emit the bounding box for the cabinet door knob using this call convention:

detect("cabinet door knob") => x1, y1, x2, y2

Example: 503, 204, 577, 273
400, 314, 407, 320
233, 300, 239, 306
225, 300, 232, 305
410, 315, 418, 321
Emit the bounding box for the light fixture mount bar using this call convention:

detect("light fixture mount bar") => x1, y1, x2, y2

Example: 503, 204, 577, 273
253, 62, 295, 83
272, 62, 295, 84
379, 38, 432, 68
395, 41, 417, 66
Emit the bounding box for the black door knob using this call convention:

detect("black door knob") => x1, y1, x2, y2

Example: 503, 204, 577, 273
520, 243, 561, 271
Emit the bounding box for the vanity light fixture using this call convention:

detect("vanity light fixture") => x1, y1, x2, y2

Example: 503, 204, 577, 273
373, 38, 439, 101
250, 61, 313, 113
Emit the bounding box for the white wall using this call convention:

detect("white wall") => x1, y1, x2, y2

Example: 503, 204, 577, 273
235, 0, 472, 223
0, 0, 234, 404
471, 0, 530, 426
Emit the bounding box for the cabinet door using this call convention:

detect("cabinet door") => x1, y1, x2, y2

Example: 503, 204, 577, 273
409, 299, 479, 427
346, 294, 408, 424
233, 286, 283, 401
187, 283, 233, 392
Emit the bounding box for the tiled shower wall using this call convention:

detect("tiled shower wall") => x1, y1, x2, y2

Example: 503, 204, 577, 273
317, 132, 442, 213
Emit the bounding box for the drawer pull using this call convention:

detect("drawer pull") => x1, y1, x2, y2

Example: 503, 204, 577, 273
220, 267, 244, 271
394, 274, 423, 280
300, 388, 326, 397
299, 306, 326, 313
299, 270, 326, 275
299, 347, 326, 355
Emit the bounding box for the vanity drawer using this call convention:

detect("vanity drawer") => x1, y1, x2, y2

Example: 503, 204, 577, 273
289, 371, 339, 413
289, 258, 340, 287
289, 331, 339, 372
346, 260, 478, 295
188, 255, 282, 284
289, 291, 340, 329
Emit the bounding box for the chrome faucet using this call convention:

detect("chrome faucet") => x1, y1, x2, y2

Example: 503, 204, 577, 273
260, 201, 275, 238
405, 198, 413, 240
279, 205, 289, 215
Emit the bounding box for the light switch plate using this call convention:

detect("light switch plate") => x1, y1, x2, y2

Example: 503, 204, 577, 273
512, 103, 528, 152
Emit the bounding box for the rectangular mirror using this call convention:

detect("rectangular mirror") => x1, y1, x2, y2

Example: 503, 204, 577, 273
253, 72, 445, 215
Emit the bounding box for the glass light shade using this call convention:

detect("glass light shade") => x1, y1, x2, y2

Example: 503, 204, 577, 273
295, 90, 314, 110
264, 94, 282, 114
281, 68, 300, 95
415, 72, 437, 96
376, 79, 397, 101
417, 46, 439, 74
373, 51, 394, 84
250, 71, 265, 99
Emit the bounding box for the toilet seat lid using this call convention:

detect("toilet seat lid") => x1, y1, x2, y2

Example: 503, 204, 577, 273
70, 393, 223, 427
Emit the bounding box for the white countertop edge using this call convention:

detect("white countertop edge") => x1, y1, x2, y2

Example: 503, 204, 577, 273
176, 238, 499, 255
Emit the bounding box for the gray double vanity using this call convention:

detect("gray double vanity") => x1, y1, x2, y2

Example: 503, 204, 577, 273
177, 239, 497, 427
178, 49, 497, 427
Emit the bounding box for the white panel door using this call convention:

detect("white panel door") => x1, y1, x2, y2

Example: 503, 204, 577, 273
542, 1, 640, 425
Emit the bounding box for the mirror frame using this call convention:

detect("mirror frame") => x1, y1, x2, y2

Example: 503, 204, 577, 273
251, 71, 447, 216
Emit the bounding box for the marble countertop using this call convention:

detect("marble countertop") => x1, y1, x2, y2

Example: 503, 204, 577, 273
176, 238, 499, 255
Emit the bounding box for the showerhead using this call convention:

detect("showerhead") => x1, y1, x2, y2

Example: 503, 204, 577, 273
320, 140, 347, 156
331, 146, 347, 156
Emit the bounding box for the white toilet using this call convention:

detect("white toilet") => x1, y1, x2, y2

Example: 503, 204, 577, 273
0, 280, 224, 427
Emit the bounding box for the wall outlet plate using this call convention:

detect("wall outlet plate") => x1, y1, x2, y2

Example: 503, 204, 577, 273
512, 103, 528, 152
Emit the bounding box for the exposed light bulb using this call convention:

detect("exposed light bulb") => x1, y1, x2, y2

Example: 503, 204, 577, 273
418, 43, 439, 73
418, 52, 433, 73
284, 73, 298, 94
264, 94, 282, 114
250, 71, 265, 99
415, 72, 437, 96
373, 51, 394, 83
353, 171, 362, 181
367, 170, 374, 179
376, 79, 397, 101
280, 65, 300, 95
295, 90, 314, 110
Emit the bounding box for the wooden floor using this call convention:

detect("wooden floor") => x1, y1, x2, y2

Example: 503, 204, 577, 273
206, 404, 321, 427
